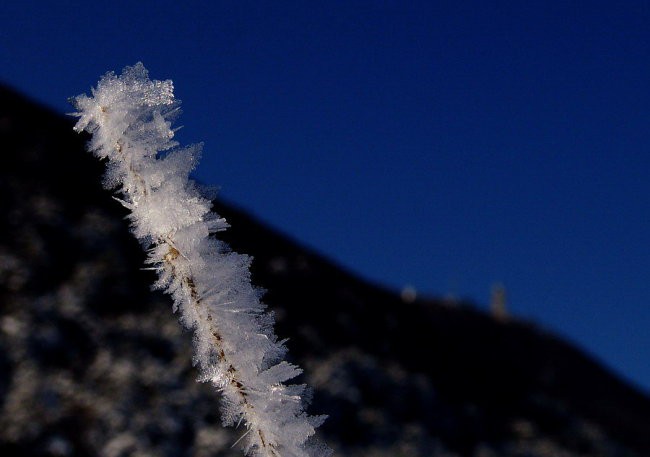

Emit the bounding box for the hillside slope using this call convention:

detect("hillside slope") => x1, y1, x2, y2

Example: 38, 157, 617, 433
1, 84, 649, 456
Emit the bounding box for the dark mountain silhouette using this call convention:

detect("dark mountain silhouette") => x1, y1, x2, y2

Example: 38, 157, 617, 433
1, 83, 649, 457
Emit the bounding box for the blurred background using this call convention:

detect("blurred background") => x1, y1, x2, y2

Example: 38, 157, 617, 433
2, 0, 650, 397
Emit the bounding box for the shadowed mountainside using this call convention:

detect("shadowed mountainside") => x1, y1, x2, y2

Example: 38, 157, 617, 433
1, 84, 649, 457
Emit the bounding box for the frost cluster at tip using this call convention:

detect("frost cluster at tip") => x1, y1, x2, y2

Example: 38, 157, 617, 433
72, 63, 328, 457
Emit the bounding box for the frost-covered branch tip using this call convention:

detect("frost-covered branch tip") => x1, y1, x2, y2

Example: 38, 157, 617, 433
72, 63, 328, 457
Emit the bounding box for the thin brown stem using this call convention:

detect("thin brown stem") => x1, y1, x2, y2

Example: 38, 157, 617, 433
163, 242, 280, 457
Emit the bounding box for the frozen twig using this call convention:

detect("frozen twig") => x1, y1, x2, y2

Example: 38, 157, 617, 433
72, 63, 328, 457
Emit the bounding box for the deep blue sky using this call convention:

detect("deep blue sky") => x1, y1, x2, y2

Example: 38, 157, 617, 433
2, 1, 650, 392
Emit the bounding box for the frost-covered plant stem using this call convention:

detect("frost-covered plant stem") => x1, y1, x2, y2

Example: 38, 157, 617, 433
72, 63, 326, 457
